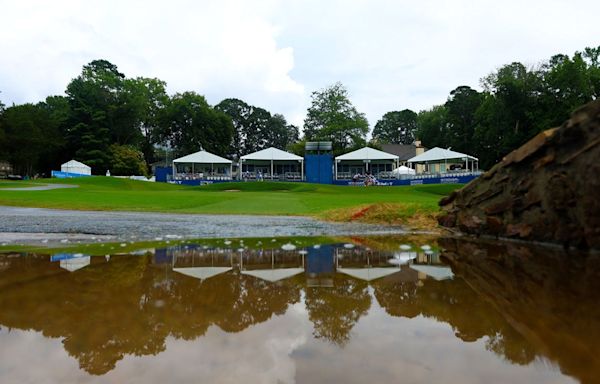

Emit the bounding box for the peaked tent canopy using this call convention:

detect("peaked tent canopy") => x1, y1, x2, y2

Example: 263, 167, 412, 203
409, 265, 454, 281
61, 160, 91, 175
241, 147, 303, 161
173, 150, 232, 164
392, 165, 416, 175
337, 267, 401, 282
407, 147, 477, 162
335, 147, 399, 161
173, 267, 232, 281
241, 268, 304, 283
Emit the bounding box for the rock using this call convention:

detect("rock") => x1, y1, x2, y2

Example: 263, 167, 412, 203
438, 100, 600, 250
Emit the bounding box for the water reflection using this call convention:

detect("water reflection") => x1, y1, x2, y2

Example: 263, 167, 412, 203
0, 237, 594, 383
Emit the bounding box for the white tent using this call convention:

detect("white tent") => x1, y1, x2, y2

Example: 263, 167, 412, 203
172, 150, 232, 180
60, 256, 91, 272
409, 265, 454, 281
337, 267, 401, 282
61, 160, 91, 175
334, 147, 399, 180
392, 165, 416, 175
406, 147, 478, 173
240, 147, 304, 180
241, 268, 304, 283
173, 267, 232, 281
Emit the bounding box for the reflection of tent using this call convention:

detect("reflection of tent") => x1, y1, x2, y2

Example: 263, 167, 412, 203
60, 256, 91, 272
337, 267, 401, 282
410, 265, 454, 281
392, 165, 416, 175
241, 268, 304, 283
172, 150, 232, 179
240, 147, 304, 180
61, 160, 91, 175
173, 267, 232, 281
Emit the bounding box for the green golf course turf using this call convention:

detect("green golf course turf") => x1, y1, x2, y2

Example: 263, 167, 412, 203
0, 177, 461, 225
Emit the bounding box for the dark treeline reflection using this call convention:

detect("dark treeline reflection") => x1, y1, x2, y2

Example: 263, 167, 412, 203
441, 237, 600, 384
0, 240, 597, 382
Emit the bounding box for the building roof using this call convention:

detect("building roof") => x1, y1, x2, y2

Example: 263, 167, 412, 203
380, 144, 418, 161
337, 267, 402, 282
173, 150, 232, 164
241, 147, 303, 161
407, 147, 478, 163
409, 265, 454, 281
241, 268, 304, 283
335, 147, 399, 161
173, 267, 232, 280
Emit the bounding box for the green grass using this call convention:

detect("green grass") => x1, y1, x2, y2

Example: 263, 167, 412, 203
0, 176, 462, 219
0, 180, 39, 188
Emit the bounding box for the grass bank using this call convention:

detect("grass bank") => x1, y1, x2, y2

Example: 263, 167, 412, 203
0, 177, 460, 228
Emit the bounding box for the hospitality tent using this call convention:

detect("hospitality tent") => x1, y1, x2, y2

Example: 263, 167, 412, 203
239, 147, 304, 181
241, 268, 305, 283
60, 256, 91, 272
334, 147, 399, 180
406, 147, 478, 174
61, 160, 91, 175
172, 150, 232, 180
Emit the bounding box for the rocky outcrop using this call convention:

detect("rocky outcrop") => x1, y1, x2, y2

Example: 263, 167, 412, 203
439, 100, 600, 249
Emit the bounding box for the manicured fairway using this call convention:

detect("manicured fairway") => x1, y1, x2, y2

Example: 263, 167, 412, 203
0, 177, 461, 222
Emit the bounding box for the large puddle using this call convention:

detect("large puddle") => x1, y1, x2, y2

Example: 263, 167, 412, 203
0, 235, 597, 383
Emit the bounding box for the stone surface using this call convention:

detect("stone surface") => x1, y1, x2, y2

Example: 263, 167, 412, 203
438, 100, 600, 250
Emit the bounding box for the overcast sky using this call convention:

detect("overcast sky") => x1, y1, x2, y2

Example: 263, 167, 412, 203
1, 0, 599, 129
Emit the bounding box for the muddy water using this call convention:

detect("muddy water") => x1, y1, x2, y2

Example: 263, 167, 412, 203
0, 236, 597, 383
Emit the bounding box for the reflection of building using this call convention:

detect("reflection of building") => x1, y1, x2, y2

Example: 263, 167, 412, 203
50, 253, 91, 272
240, 248, 304, 283
306, 245, 335, 287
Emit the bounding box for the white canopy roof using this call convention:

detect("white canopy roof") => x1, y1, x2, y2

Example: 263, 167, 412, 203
392, 165, 416, 175
61, 159, 91, 169
173, 150, 232, 164
410, 265, 454, 281
335, 147, 399, 161
173, 267, 232, 280
337, 267, 401, 282
60, 256, 91, 272
407, 147, 478, 163
241, 147, 303, 161
241, 268, 304, 283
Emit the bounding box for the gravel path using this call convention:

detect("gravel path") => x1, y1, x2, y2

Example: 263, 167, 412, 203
0, 206, 406, 244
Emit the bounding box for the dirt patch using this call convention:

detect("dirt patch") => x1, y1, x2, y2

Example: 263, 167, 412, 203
321, 202, 440, 232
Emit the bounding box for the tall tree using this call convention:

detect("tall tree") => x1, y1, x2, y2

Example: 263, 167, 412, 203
160, 92, 234, 157
216, 98, 299, 156
415, 105, 447, 149
303, 82, 369, 154
444, 86, 484, 154
372, 109, 418, 144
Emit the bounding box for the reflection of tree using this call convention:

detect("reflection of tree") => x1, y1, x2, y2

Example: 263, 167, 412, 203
440, 237, 600, 384
0, 253, 301, 375
304, 274, 370, 346
373, 274, 536, 365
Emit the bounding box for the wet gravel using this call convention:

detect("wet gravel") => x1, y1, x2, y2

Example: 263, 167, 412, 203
0, 206, 406, 243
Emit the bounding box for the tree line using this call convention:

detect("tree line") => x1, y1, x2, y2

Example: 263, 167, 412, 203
0, 46, 598, 176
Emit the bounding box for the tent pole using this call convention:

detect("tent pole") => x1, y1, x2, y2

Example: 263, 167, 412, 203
301, 160, 304, 181
271, 160, 274, 180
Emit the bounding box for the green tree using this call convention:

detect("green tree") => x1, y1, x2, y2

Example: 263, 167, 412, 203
444, 86, 484, 154
372, 109, 418, 144
160, 92, 234, 157
416, 105, 447, 149
1, 103, 63, 176
303, 82, 369, 154
109, 144, 148, 176
216, 98, 299, 156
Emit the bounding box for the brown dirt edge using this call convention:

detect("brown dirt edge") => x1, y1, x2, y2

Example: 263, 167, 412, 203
319, 203, 441, 233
